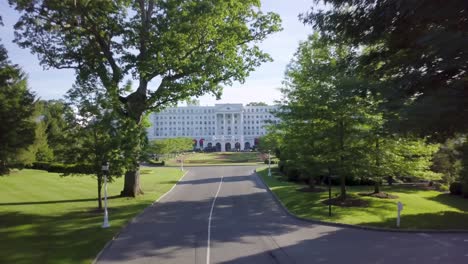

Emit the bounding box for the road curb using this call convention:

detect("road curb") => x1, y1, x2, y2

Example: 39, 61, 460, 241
92, 170, 190, 264
254, 169, 468, 234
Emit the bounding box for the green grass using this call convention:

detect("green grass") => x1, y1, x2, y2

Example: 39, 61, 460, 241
0, 167, 184, 264
258, 167, 468, 230
165, 152, 264, 166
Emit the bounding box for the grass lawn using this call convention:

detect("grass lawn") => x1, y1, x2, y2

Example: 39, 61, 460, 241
165, 152, 264, 166
257, 167, 468, 230
0, 167, 184, 264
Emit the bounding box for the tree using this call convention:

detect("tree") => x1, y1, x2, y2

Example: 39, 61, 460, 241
277, 34, 441, 198
0, 43, 36, 174
246, 102, 268, 106
40, 100, 77, 163
302, 0, 468, 139
185, 98, 200, 106
279, 34, 378, 198
10, 0, 282, 196
65, 80, 126, 209
257, 132, 282, 157
148, 137, 194, 156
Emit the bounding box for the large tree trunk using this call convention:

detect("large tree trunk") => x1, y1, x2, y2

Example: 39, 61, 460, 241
119, 88, 147, 197
340, 174, 346, 200
374, 180, 380, 194
120, 169, 144, 197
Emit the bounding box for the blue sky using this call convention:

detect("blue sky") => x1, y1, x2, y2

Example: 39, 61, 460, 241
0, 0, 314, 105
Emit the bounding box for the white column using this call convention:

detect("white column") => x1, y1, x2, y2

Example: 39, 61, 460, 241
223, 114, 227, 136
231, 113, 234, 136
214, 114, 218, 137
240, 111, 244, 150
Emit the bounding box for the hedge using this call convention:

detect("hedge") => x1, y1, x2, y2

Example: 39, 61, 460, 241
31, 162, 95, 174
449, 182, 463, 195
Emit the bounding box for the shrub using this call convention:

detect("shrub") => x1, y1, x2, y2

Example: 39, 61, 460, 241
47, 163, 67, 173
32, 162, 51, 171
439, 184, 449, 192
148, 159, 165, 166
278, 160, 285, 172
263, 159, 277, 164
46, 163, 94, 174
285, 167, 300, 182
449, 182, 463, 195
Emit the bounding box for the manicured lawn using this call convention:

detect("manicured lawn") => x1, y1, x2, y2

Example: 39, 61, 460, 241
0, 167, 184, 264
166, 152, 264, 166
258, 167, 468, 230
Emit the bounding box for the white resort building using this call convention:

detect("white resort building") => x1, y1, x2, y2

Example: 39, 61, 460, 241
147, 104, 280, 151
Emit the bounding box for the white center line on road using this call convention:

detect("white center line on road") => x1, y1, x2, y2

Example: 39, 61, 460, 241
206, 174, 224, 264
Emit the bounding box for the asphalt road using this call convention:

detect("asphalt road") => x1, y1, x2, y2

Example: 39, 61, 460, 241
96, 166, 468, 264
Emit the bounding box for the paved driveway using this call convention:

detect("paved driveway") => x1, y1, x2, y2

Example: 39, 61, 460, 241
96, 166, 468, 264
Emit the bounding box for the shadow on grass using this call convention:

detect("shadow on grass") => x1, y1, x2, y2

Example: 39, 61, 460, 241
381, 185, 434, 194
0, 202, 150, 264
361, 211, 468, 230
428, 193, 468, 212
0, 195, 121, 206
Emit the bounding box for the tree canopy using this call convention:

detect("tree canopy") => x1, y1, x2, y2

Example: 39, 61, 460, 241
302, 0, 468, 138
273, 34, 440, 198
0, 43, 36, 174
9, 0, 282, 196
246, 102, 268, 106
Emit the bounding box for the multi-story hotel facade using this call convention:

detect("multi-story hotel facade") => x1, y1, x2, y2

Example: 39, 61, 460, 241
147, 104, 280, 151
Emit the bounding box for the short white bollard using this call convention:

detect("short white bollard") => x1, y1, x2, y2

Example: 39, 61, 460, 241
396, 201, 403, 228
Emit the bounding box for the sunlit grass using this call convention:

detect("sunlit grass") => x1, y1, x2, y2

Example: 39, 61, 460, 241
0, 167, 184, 264
166, 152, 263, 166
258, 167, 468, 230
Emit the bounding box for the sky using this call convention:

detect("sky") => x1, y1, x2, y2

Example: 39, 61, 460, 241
0, 0, 314, 106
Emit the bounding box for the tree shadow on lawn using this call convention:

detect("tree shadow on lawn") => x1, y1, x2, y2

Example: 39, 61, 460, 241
427, 193, 468, 212
0, 195, 121, 206
360, 211, 468, 230
0, 202, 151, 264
381, 185, 434, 194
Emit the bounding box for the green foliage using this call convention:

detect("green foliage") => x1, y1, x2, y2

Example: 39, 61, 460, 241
147, 137, 194, 156
40, 100, 77, 162
16, 103, 55, 165
246, 102, 268, 106
10, 0, 281, 195
431, 136, 465, 185
64, 80, 130, 207
449, 182, 463, 196
257, 132, 282, 157
0, 44, 36, 174
47, 163, 95, 175
302, 0, 468, 138
273, 35, 441, 197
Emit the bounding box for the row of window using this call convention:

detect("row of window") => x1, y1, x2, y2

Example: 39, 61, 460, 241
159, 107, 275, 114
153, 119, 278, 126
153, 131, 267, 137
154, 126, 264, 131
154, 114, 276, 120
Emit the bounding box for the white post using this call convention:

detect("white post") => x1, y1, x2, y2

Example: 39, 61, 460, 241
268, 150, 272, 177
102, 162, 110, 228
397, 201, 403, 228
